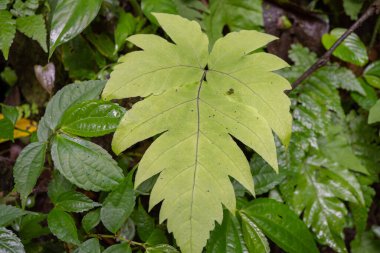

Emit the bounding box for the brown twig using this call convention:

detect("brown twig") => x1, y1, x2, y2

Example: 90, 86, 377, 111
291, 0, 380, 90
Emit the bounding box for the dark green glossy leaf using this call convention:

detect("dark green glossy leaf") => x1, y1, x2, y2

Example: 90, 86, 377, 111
47, 208, 80, 245
55, 191, 101, 213
369, 100, 380, 124
115, 12, 136, 52
2, 104, 19, 125
16, 15, 47, 52
37, 80, 106, 141
240, 212, 269, 253
141, 0, 177, 24
82, 209, 101, 233
0, 204, 28, 227
103, 243, 132, 253
0, 227, 25, 253
60, 100, 125, 137
241, 198, 319, 253
146, 244, 179, 253
101, 180, 135, 233
13, 142, 47, 207
206, 210, 247, 253
74, 238, 100, 253
51, 133, 124, 192
49, 0, 103, 57
322, 28, 368, 66
364, 61, 380, 88
0, 10, 16, 60
351, 231, 380, 253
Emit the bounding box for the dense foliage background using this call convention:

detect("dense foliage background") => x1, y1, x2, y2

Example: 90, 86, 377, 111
0, 0, 380, 252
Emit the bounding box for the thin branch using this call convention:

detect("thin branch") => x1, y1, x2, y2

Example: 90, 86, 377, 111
291, 0, 380, 90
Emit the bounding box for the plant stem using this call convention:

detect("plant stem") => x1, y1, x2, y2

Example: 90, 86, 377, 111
88, 234, 146, 248
291, 0, 380, 90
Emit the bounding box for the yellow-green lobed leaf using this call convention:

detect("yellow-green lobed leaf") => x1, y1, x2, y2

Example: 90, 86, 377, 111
103, 13, 291, 253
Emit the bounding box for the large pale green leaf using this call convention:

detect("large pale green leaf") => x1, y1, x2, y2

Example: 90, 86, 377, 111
204, 0, 263, 46
55, 191, 101, 213
0, 10, 16, 60
103, 13, 291, 253
59, 100, 125, 137
206, 211, 247, 253
13, 142, 47, 207
47, 208, 80, 245
101, 180, 135, 233
37, 80, 106, 142
0, 227, 25, 253
0, 205, 28, 227
51, 133, 124, 192
364, 61, 380, 89
16, 15, 47, 52
241, 199, 319, 253
49, 0, 103, 57
322, 28, 368, 66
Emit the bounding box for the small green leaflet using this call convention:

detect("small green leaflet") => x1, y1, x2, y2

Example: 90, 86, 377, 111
0, 10, 16, 60
49, 0, 103, 58
16, 14, 47, 52
0, 204, 28, 227
47, 208, 80, 245
369, 100, 380, 124
343, 0, 364, 20
37, 80, 106, 142
103, 13, 292, 253
51, 134, 124, 192
74, 238, 101, 253
146, 244, 179, 253
101, 180, 135, 233
54, 191, 101, 213
0, 227, 25, 253
59, 100, 126, 137
322, 28, 368, 66
103, 243, 132, 253
364, 60, 380, 89
13, 142, 47, 207
82, 209, 101, 233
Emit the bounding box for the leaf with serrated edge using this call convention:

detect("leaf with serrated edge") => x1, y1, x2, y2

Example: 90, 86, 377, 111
0, 10, 16, 60
47, 208, 80, 245
0, 204, 28, 227
0, 227, 25, 253
101, 180, 135, 233
55, 191, 101, 213
74, 238, 100, 253
103, 243, 132, 253
13, 142, 47, 207
38, 80, 105, 142
82, 209, 101, 233
102, 13, 291, 253
51, 134, 123, 192
16, 15, 47, 52
59, 100, 125, 137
